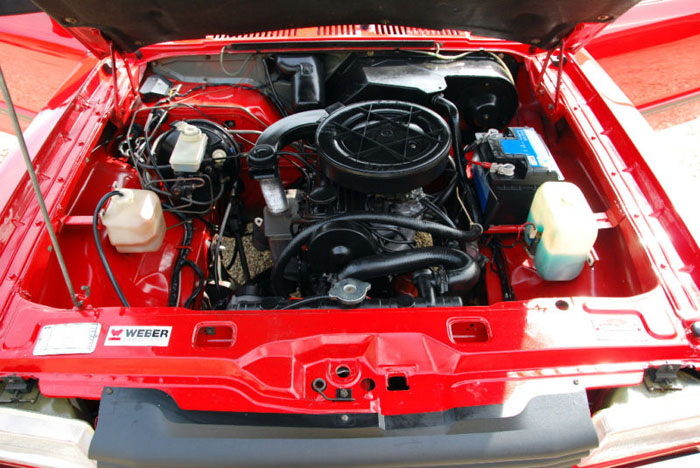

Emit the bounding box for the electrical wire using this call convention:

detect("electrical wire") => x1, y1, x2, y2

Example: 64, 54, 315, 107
276, 151, 322, 175
277, 296, 332, 310
403, 46, 515, 84
168, 214, 193, 307
263, 57, 288, 117
225, 238, 239, 270
455, 186, 474, 226
419, 197, 456, 228
219, 47, 254, 77
93, 191, 130, 307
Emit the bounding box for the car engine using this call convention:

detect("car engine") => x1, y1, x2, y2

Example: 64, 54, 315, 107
88, 50, 593, 311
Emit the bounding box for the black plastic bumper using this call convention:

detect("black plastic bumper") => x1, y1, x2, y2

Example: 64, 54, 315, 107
89, 388, 598, 468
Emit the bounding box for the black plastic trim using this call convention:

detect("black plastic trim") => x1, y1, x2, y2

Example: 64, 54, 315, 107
31, 0, 641, 51
226, 40, 437, 52
0, 0, 41, 15
89, 387, 598, 467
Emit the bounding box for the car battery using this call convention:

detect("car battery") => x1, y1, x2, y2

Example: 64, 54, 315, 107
472, 127, 563, 225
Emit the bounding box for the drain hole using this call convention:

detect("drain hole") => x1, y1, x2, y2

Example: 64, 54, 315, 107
387, 375, 409, 391
360, 378, 376, 392
555, 300, 570, 310
336, 365, 351, 379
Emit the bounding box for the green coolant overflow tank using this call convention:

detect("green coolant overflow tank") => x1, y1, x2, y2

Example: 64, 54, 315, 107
526, 182, 598, 281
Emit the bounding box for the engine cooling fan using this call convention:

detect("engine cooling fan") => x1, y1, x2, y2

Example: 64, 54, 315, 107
316, 101, 451, 193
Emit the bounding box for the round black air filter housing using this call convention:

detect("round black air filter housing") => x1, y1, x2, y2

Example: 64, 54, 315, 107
316, 101, 451, 194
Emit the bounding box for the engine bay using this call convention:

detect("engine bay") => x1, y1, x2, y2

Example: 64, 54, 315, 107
22, 49, 657, 311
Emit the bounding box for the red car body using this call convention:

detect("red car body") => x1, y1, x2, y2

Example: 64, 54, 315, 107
0, 1, 699, 467
587, 0, 700, 129
0, 12, 95, 133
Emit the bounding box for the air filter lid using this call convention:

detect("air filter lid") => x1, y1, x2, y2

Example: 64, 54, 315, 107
316, 101, 451, 193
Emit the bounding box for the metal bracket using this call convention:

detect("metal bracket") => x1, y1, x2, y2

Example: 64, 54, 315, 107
0, 377, 39, 404
644, 365, 682, 392
311, 378, 355, 402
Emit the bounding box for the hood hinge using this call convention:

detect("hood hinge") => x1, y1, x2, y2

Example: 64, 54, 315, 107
535, 39, 567, 116
108, 41, 140, 127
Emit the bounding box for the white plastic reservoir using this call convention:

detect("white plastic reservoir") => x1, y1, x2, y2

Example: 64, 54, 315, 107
101, 189, 166, 253
526, 182, 598, 281
169, 122, 208, 173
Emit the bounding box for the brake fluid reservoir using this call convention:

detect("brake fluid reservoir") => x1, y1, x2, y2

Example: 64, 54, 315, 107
526, 182, 597, 281
101, 189, 166, 253
169, 122, 207, 173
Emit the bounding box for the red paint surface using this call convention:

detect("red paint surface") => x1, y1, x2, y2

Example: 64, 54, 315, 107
587, 0, 700, 129
0, 19, 698, 467
0, 13, 96, 133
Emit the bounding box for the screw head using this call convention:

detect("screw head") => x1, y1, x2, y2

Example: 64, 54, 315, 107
573, 379, 580, 386
64, 17, 78, 24
597, 15, 612, 21
105, 387, 113, 395
339, 388, 349, 398
340, 414, 349, 423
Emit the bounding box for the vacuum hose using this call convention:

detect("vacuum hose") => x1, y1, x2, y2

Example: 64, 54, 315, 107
337, 247, 480, 293
271, 213, 482, 295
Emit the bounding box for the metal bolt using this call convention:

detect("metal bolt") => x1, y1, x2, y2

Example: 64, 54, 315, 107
64, 17, 78, 24
573, 379, 580, 386
597, 15, 612, 21
691, 322, 700, 338
338, 388, 349, 398
340, 414, 349, 423
105, 387, 113, 395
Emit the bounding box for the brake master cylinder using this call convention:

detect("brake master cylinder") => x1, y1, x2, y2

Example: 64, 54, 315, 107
526, 182, 598, 281
101, 189, 166, 253
169, 122, 208, 173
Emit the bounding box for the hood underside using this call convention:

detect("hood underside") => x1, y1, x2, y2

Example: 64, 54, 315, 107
31, 0, 640, 52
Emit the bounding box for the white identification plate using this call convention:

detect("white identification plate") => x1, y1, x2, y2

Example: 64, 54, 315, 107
33, 323, 101, 356
104, 326, 172, 347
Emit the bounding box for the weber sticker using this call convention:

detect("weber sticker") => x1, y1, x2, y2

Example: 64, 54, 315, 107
104, 326, 172, 347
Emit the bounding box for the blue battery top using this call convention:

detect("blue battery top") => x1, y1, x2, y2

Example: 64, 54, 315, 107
499, 127, 554, 169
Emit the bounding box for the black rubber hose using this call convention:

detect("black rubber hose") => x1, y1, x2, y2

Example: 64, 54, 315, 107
433, 95, 468, 189
434, 172, 458, 207
93, 191, 130, 307
337, 247, 471, 281
168, 218, 193, 307
255, 109, 329, 152
271, 214, 482, 295
182, 259, 205, 308
276, 296, 332, 310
